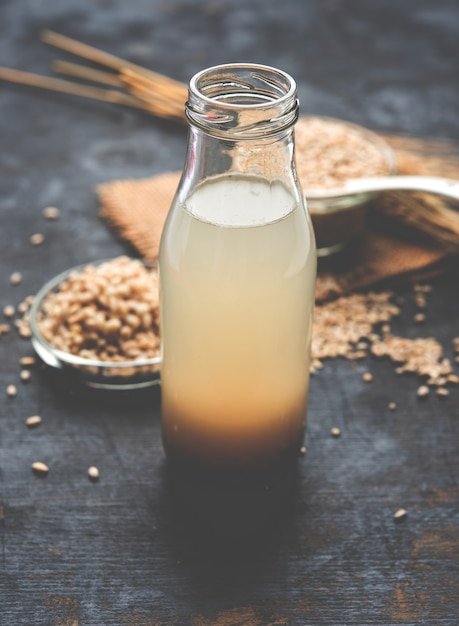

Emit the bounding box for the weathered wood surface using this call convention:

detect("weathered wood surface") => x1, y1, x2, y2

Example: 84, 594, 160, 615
1, 1, 459, 624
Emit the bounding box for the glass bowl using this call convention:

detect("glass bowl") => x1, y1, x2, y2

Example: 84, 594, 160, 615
296, 116, 398, 257
29, 260, 161, 390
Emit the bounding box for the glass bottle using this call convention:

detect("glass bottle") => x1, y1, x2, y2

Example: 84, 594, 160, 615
159, 63, 316, 483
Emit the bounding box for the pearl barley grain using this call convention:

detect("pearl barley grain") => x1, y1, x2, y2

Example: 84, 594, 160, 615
37, 256, 160, 363
417, 385, 430, 398
295, 117, 390, 189
88, 466, 100, 481
7, 384, 17, 397
20, 356, 36, 368
20, 369, 31, 383
394, 508, 407, 522
3, 305, 15, 318
32, 462, 48, 476
26, 415, 42, 428
30, 233, 44, 246
43, 206, 60, 220
10, 272, 22, 285
414, 313, 426, 324
436, 387, 449, 398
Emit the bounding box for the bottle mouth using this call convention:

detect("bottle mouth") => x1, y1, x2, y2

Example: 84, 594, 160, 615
186, 63, 299, 139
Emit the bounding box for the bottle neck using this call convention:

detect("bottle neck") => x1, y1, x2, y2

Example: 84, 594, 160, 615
186, 63, 299, 139
178, 64, 301, 202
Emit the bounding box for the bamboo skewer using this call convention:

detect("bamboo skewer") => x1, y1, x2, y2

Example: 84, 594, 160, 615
0, 66, 154, 112
51, 60, 124, 88
0, 29, 189, 121
120, 67, 187, 101
49, 60, 187, 119
120, 68, 186, 120
41, 29, 186, 93
49, 60, 187, 120
42, 29, 188, 120
50, 60, 187, 121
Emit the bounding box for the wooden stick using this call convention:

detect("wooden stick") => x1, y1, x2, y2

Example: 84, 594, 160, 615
49, 62, 187, 120
41, 30, 186, 91
52, 60, 123, 87
127, 82, 183, 111
121, 74, 185, 119
49, 62, 186, 120
0, 66, 153, 111
120, 67, 187, 101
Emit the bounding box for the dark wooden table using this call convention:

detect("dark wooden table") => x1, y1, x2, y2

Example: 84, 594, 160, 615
1, 1, 459, 624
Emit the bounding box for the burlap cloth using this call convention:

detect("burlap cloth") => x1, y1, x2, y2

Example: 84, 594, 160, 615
97, 134, 459, 301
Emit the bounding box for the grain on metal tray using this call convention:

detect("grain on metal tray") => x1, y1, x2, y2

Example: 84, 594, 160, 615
37, 256, 160, 362
295, 117, 390, 190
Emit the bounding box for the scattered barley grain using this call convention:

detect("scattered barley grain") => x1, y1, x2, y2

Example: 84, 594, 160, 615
10, 272, 22, 285
88, 466, 99, 481
30, 233, 44, 246
6, 384, 17, 397
394, 508, 407, 522
43, 206, 60, 220
32, 461, 48, 475
26, 415, 42, 427
417, 385, 430, 398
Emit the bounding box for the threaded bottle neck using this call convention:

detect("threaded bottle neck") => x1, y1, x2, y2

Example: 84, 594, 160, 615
185, 63, 299, 140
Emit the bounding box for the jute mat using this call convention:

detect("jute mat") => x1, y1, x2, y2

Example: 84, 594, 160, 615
97, 135, 459, 301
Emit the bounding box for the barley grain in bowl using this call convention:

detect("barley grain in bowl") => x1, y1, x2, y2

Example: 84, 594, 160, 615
295, 116, 396, 256
30, 256, 161, 389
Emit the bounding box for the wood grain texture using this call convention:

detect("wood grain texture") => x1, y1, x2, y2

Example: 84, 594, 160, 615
1, 1, 459, 624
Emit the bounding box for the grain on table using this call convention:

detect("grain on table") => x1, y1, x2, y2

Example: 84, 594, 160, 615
26, 415, 42, 428
20, 369, 31, 383
42, 206, 60, 220
394, 508, 408, 522
20, 356, 36, 368
10, 272, 22, 285
3, 305, 15, 318
30, 233, 45, 246
88, 466, 100, 481
31, 461, 48, 475
417, 385, 430, 398
6, 384, 17, 398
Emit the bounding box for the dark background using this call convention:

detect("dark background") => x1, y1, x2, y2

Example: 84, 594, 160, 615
1, 1, 459, 624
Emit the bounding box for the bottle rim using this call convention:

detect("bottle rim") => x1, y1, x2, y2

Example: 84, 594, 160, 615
186, 63, 299, 139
